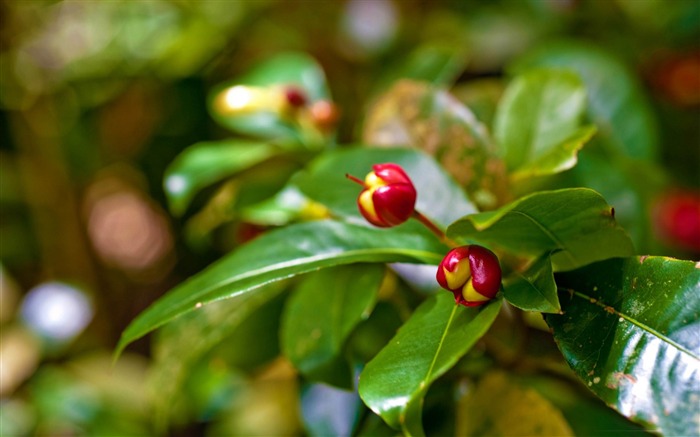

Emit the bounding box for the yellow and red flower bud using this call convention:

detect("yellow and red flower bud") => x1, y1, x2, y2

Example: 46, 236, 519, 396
349, 163, 417, 227
436, 245, 502, 307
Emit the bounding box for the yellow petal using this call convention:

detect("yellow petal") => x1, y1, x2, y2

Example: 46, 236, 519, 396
462, 280, 490, 303
444, 258, 471, 290
364, 172, 385, 188
359, 189, 380, 222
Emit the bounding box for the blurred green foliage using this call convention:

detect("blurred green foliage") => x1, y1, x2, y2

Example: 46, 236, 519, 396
1, 0, 698, 436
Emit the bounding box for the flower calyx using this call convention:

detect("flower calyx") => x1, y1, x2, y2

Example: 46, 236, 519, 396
436, 245, 502, 307
347, 163, 417, 228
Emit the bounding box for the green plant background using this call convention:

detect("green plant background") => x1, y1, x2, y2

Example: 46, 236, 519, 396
2, 1, 699, 436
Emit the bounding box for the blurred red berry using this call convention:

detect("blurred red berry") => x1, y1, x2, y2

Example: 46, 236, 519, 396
653, 191, 700, 252
285, 86, 307, 108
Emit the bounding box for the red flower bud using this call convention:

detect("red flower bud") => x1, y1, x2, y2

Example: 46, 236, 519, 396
348, 163, 417, 227
653, 191, 700, 252
284, 86, 307, 108
436, 245, 502, 307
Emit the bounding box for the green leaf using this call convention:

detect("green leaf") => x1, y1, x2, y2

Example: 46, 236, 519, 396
164, 140, 277, 216
567, 149, 667, 254
208, 52, 329, 142
116, 220, 446, 357
512, 41, 659, 160
294, 147, 476, 228
510, 125, 597, 181
447, 188, 635, 271
456, 372, 574, 437
494, 69, 592, 179
361, 80, 507, 209
546, 256, 700, 436
150, 283, 285, 427
282, 264, 384, 388
504, 253, 559, 313
358, 293, 501, 436
240, 185, 311, 226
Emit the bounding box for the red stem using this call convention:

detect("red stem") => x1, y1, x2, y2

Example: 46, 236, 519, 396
412, 210, 459, 248
345, 173, 366, 187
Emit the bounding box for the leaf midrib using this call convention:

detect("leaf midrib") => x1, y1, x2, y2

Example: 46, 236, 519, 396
571, 290, 700, 361
509, 210, 578, 265
399, 303, 459, 425
514, 271, 559, 311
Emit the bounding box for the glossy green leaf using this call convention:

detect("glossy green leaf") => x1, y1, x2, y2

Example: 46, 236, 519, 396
163, 140, 277, 216
567, 149, 667, 254
456, 372, 574, 436
512, 41, 658, 160
494, 69, 589, 178
150, 283, 285, 426
116, 220, 446, 357
447, 188, 635, 271
547, 256, 700, 436
504, 253, 559, 313
294, 147, 476, 228
361, 80, 507, 209
282, 264, 384, 388
359, 293, 501, 436
208, 52, 329, 142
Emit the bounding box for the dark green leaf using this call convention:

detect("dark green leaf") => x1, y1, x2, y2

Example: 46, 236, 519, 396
294, 147, 476, 228
567, 149, 667, 254
208, 52, 329, 142
282, 264, 384, 388
359, 293, 501, 436
164, 140, 277, 216
361, 80, 507, 209
547, 256, 700, 436
116, 220, 446, 357
447, 188, 635, 271
504, 253, 559, 313
512, 42, 659, 160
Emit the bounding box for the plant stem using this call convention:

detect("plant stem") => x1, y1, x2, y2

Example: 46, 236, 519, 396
412, 210, 459, 248
345, 173, 365, 186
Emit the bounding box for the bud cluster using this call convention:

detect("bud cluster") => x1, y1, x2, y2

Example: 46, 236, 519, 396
348, 163, 503, 306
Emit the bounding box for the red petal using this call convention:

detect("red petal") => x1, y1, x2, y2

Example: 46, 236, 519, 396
372, 184, 416, 226
468, 246, 502, 299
